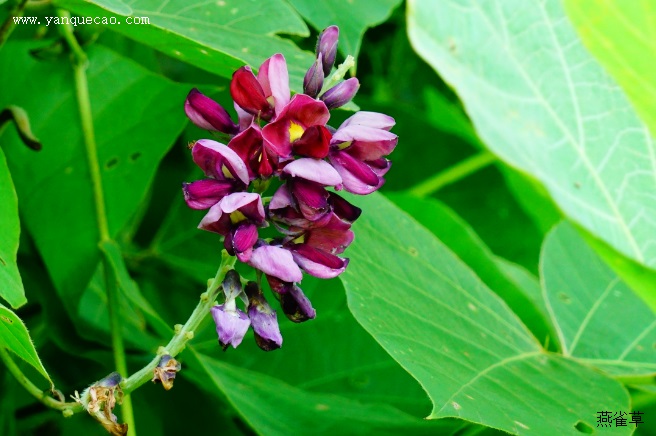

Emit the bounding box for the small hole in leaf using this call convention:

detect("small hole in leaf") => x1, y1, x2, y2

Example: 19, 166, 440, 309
105, 157, 119, 169
130, 152, 142, 162
574, 420, 594, 434
1, 315, 13, 324
558, 293, 571, 303
408, 247, 418, 257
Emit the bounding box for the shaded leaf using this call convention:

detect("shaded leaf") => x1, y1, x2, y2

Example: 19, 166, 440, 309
0, 42, 189, 321
188, 350, 463, 436
0, 303, 52, 386
541, 222, 656, 377
407, 0, 656, 276
341, 193, 630, 434
0, 148, 25, 309
54, 0, 313, 89
287, 0, 402, 61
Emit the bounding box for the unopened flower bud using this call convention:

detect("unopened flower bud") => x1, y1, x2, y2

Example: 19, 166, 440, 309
245, 282, 283, 351
152, 355, 182, 391
321, 78, 360, 109
185, 88, 239, 134
280, 284, 316, 323
303, 54, 324, 98
316, 25, 339, 76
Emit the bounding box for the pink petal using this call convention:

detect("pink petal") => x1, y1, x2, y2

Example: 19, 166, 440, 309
248, 245, 303, 283
329, 151, 381, 194
283, 158, 342, 187
257, 54, 290, 118
192, 139, 249, 185
289, 244, 348, 279
340, 111, 395, 131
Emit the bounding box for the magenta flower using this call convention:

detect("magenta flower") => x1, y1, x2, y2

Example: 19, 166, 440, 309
211, 270, 251, 350
321, 77, 360, 110
262, 94, 331, 159
183, 139, 250, 209
267, 276, 316, 323
230, 54, 290, 122
199, 192, 266, 261
185, 88, 239, 134
328, 111, 397, 194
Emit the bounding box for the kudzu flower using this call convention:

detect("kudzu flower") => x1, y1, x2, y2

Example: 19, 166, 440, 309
182, 24, 396, 351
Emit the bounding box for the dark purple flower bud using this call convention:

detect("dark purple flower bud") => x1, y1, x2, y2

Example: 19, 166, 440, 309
303, 54, 324, 98
316, 25, 339, 76
211, 303, 251, 350
185, 88, 239, 134
230, 66, 275, 121
182, 180, 235, 210
151, 355, 182, 391
280, 284, 316, 323
328, 192, 362, 223
245, 282, 283, 351
321, 77, 360, 109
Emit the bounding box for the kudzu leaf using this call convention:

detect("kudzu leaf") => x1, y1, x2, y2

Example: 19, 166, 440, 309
0, 303, 52, 387
407, 0, 656, 278
341, 193, 630, 434
0, 148, 25, 309
287, 0, 402, 61
0, 42, 189, 323
541, 222, 656, 377
53, 0, 313, 90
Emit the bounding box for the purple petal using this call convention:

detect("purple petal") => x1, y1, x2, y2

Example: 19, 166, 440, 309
192, 139, 249, 185
321, 78, 359, 109
257, 54, 290, 118
304, 214, 354, 254
198, 201, 230, 235
211, 305, 251, 350
316, 26, 339, 76
182, 179, 233, 210
328, 192, 362, 223
340, 111, 395, 131
248, 245, 303, 283
289, 244, 348, 278
269, 183, 294, 211
281, 285, 316, 323
230, 66, 274, 120
292, 125, 331, 159
245, 282, 283, 351
291, 180, 330, 221
234, 102, 254, 131
283, 158, 342, 187
185, 88, 238, 134
331, 125, 398, 161
329, 151, 382, 195
303, 54, 324, 98
231, 222, 259, 260
281, 94, 331, 128
219, 192, 265, 224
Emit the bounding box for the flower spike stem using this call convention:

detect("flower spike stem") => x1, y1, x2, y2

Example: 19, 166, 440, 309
58, 10, 136, 435
408, 150, 496, 198
318, 55, 355, 98
121, 251, 237, 394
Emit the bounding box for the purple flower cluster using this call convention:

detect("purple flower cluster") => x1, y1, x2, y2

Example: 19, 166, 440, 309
183, 26, 397, 351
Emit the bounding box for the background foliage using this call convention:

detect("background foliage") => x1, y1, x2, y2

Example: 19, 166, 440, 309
0, 0, 654, 435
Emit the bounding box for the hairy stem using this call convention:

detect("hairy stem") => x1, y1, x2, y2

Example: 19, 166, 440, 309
57, 9, 135, 434
0, 0, 29, 50
0, 347, 83, 415
408, 150, 496, 197
122, 251, 236, 394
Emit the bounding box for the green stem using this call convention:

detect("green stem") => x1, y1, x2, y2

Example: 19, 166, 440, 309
407, 151, 496, 197
0, 347, 83, 415
57, 9, 135, 434
0, 0, 29, 50
122, 251, 236, 394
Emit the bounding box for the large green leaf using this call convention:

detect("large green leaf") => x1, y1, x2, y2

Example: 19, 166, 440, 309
54, 0, 313, 89
188, 351, 461, 436
342, 193, 630, 434
407, 0, 656, 275
0, 42, 189, 319
542, 222, 656, 377
386, 192, 554, 344
564, 0, 656, 138
287, 0, 402, 61
0, 148, 25, 309
0, 303, 52, 386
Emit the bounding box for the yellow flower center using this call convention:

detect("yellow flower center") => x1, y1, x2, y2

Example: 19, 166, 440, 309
230, 210, 247, 224
289, 121, 305, 143
292, 234, 305, 244
221, 164, 233, 179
